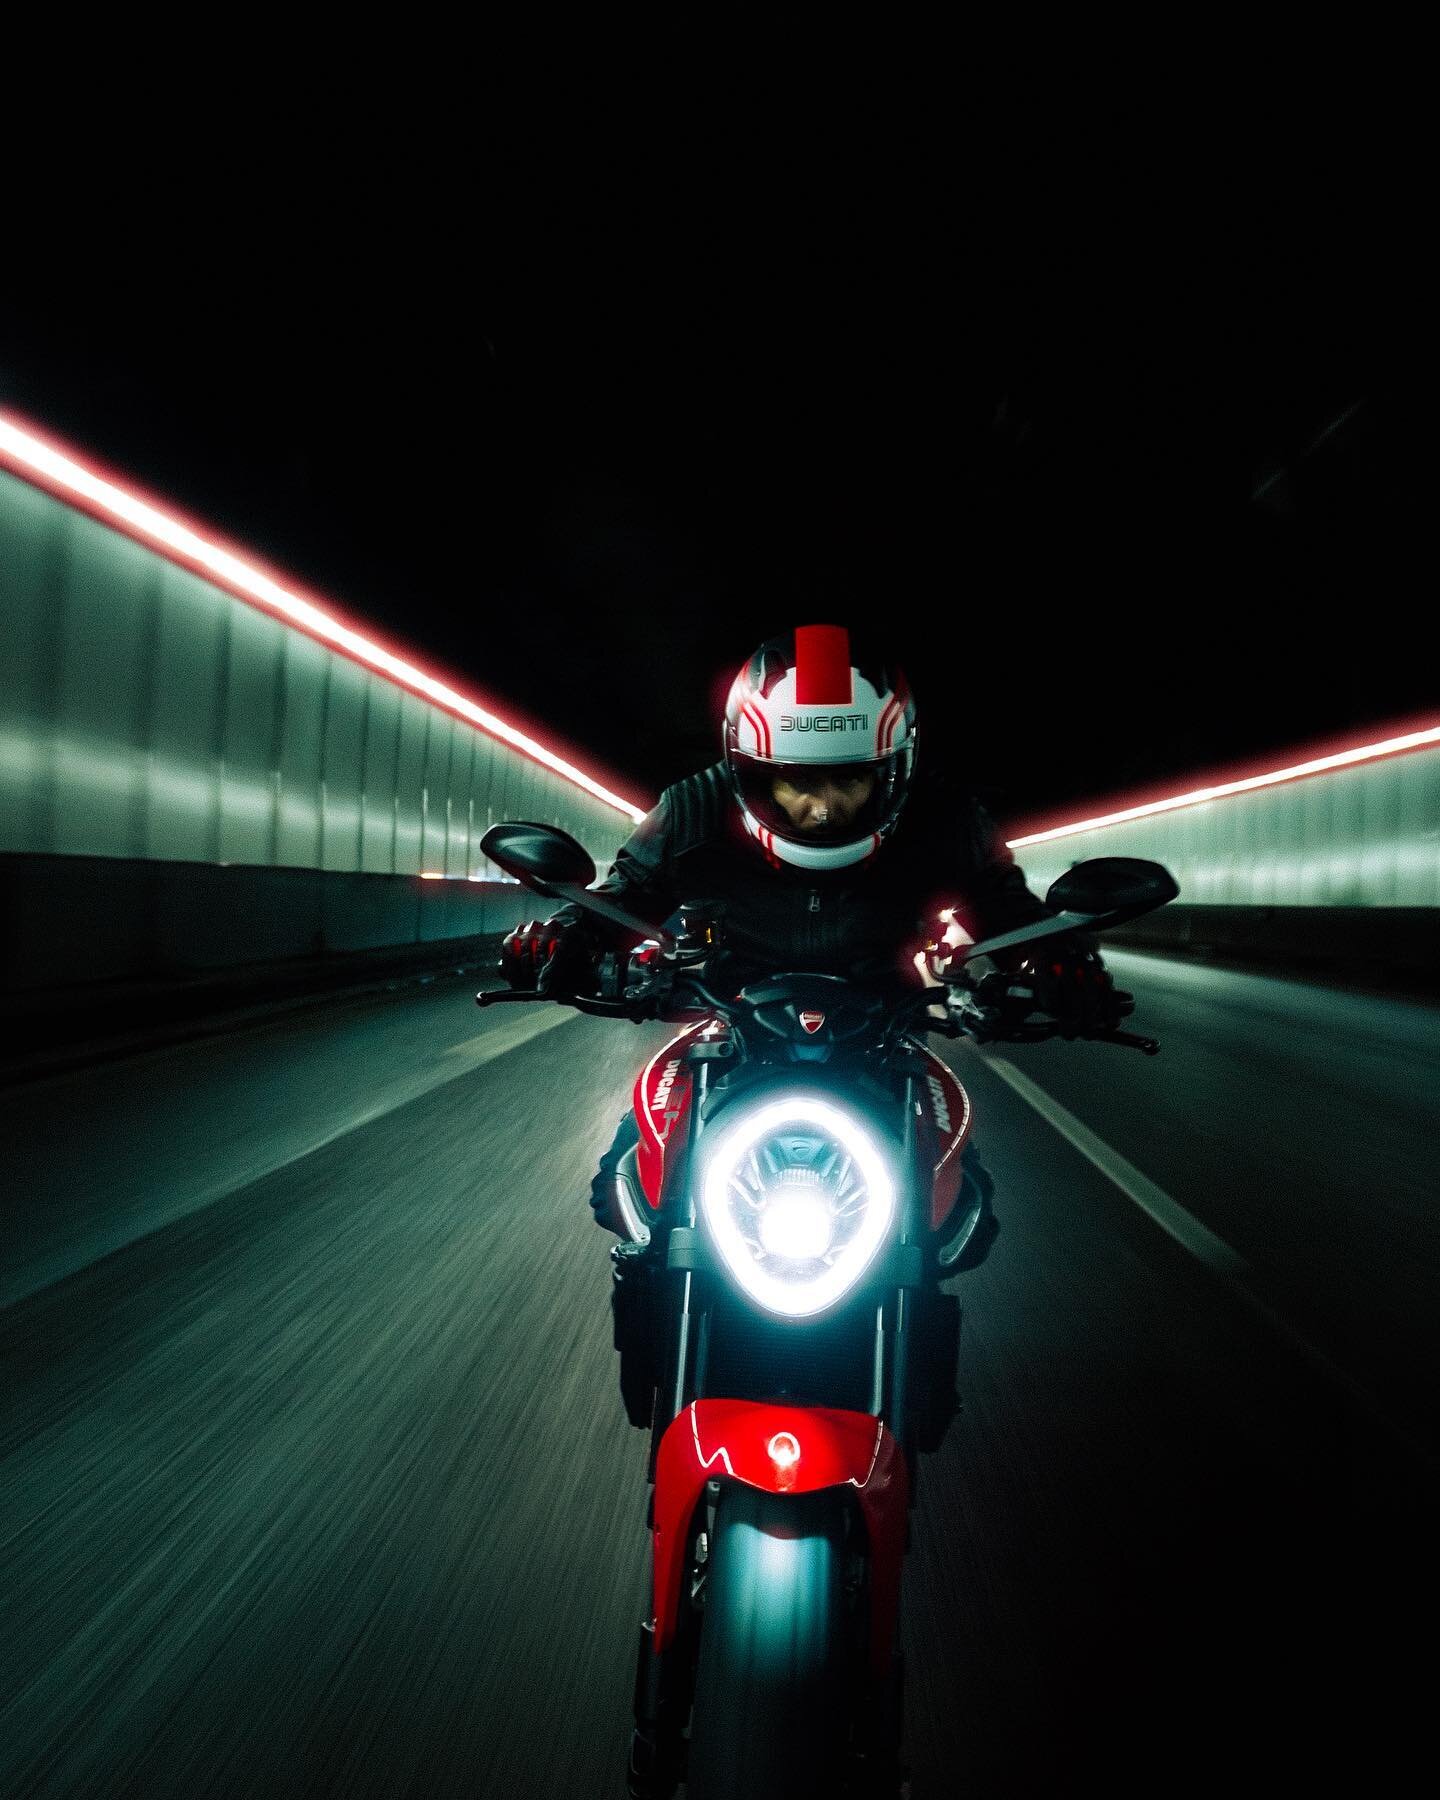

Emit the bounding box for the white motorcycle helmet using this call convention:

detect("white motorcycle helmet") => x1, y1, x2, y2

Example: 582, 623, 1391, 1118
723, 625, 918, 872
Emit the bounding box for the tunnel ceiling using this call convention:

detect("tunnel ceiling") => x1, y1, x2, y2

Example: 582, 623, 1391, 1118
0, 97, 1415, 823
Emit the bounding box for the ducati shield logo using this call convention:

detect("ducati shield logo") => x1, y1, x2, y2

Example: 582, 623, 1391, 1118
798, 1011, 826, 1034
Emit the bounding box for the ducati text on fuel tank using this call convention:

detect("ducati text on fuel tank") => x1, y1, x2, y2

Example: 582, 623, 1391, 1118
919, 1050, 973, 1230
633, 1026, 708, 1207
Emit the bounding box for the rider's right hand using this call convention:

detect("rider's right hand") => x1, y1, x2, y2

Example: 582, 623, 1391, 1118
500, 915, 594, 996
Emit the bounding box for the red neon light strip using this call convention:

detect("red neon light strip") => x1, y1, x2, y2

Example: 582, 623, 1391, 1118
0, 411, 648, 824
1007, 722, 1440, 848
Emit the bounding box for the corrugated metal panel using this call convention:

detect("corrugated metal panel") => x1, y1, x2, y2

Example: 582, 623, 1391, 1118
360, 678, 402, 875
469, 733, 496, 875
392, 692, 429, 875
318, 655, 368, 873
272, 630, 328, 870
447, 732, 476, 879
217, 603, 284, 868
419, 708, 454, 874
0, 474, 69, 855
1, 465, 642, 885
51, 519, 157, 861
1397, 750, 1438, 907
1012, 745, 1440, 910
144, 561, 227, 864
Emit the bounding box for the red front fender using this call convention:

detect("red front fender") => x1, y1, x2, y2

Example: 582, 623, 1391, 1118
652, 1399, 909, 1677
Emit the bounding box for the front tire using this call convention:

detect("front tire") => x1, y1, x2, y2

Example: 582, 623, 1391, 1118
685, 1484, 851, 1800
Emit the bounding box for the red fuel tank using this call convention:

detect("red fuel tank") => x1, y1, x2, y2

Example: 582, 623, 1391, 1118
632, 1023, 713, 1207
917, 1046, 973, 1231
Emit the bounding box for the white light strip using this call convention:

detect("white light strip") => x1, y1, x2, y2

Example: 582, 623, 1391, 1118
0, 412, 647, 824
1007, 724, 1440, 848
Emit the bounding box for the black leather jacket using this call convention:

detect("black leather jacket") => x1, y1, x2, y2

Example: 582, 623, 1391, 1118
564, 762, 1054, 992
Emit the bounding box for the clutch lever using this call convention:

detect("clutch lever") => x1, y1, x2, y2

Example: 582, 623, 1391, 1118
476, 987, 642, 1020
1003, 1021, 1162, 1055
1096, 1028, 1161, 1055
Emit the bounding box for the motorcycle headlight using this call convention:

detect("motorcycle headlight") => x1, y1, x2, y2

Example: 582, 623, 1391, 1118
698, 1095, 898, 1318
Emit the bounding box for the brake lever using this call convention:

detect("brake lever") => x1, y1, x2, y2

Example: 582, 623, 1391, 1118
1095, 1029, 1161, 1055
1004, 1022, 1162, 1055
957, 1010, 1160, 1055
476, 986, 659, 1022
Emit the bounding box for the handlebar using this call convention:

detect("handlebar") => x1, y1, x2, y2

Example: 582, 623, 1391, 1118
477, 979, 1160, 1054
476, 987, 640, 1019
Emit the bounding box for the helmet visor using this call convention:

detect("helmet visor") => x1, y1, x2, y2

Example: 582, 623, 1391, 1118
733, 753, 902, 846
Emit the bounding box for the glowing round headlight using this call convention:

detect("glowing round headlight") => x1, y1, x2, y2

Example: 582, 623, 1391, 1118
699, 1095, 897, 1318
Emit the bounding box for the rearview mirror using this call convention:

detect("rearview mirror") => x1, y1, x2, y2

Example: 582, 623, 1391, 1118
1044, 857, 1179, 923
480, 822, 597, 892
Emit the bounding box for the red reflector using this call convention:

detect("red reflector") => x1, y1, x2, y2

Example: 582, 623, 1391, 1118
767, 1431, 801, 1470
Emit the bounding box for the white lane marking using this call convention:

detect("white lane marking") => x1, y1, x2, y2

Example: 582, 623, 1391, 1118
442, 1006, 575, 1065
980, 1052, 1437, 1471
985, 1055, 1251, 1278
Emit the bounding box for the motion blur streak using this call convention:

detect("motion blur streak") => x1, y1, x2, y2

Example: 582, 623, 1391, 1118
0, 411, 647, 823
0, 952, 1435, 1794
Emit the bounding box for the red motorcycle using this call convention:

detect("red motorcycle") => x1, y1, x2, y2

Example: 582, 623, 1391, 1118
479, 823, 1176, 1799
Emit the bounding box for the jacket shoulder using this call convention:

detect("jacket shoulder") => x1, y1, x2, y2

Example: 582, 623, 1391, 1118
657, 762, 732, 852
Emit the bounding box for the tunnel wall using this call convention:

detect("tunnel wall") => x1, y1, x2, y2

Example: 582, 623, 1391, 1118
0, 465, 642, 997
1009, 742, 1439, 980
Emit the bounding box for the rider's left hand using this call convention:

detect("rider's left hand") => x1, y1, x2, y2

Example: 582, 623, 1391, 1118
1016, 944, 1132, 1038
500, 914, 595, 996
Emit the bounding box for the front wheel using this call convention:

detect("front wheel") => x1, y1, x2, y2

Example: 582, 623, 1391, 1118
685, 1483, 852, 1800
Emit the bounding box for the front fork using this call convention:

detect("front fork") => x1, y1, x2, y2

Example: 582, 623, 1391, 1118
631, 1068, 925, 1795
631, 1057, 713, 1796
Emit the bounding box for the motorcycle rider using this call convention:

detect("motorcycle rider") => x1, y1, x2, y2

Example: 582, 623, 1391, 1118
501, 624, 1126, 1246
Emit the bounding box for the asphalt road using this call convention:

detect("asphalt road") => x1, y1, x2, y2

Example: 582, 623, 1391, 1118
1, 953, 1435, 1797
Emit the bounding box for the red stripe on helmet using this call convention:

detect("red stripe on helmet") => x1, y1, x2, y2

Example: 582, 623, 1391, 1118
881, 672, 912, 750
742, 698, 772, 757
877, 695, 900, 752
794, 624, 854, 706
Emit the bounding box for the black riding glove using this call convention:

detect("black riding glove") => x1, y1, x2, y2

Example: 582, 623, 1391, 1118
1014, 942, 1131, 1038
500, 915, 595, 996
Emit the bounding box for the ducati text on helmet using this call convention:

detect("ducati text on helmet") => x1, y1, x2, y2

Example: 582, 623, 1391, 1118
723, 625, 918, 872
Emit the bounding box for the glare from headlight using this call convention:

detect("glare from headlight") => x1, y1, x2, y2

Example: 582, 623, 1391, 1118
699, 1095, 897, 1318
756, 1175, 835, 1260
